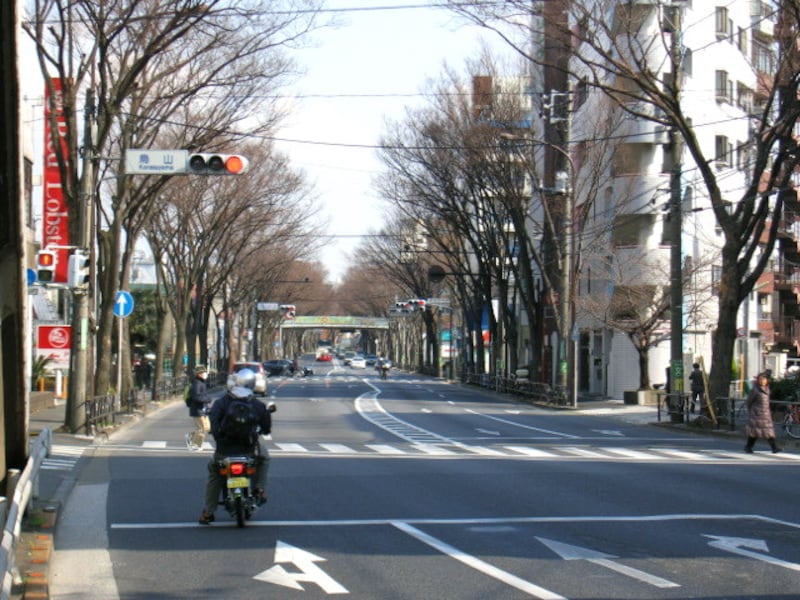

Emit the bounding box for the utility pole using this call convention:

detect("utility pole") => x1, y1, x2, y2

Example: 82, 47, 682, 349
66, 88, 95, 433
545, 88, 575, 407
667, 3, 685, 420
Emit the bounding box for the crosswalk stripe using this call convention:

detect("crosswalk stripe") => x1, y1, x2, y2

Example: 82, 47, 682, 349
142, 441, 167, 448
653, 448, 714, 460
319, 443, 358, 454
275, 443, 308, 452
604, 447, 659, 460
365, 444, 406, 455
412, 443, 458, 455
503, 446, 558, 458
560, 446, 610, 458
462, 445, 506, 456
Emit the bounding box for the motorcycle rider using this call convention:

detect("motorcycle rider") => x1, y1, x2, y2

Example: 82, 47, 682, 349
199, 368, 272, 525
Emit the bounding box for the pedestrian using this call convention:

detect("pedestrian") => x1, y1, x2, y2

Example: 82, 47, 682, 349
744, 372, 781, 454
186, 365, 211, 451
689, 362, 704, 413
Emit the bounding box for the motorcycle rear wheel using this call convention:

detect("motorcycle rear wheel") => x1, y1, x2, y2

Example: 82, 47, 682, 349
234, 495, 246, 527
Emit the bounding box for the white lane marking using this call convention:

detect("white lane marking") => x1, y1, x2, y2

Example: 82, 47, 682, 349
536, 537, 680, 589
319, 444, 358, 454
393, 522, 566, 600
504, 446, 558, 458
111, 513, 800, 531
365, 444, 406, 455
465, 409, 579, 439
142, 441, 167, 448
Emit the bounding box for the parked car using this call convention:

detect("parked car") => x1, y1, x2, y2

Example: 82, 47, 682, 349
228, 361, 267, 395
349, 355, 367, 369
263, 359, 292, 377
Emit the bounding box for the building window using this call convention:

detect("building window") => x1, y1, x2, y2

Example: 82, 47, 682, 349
715, 135, 733, 168
737, 82, 753, 113
715, 70, 732, 103
752, 38, 775, 74
715, 6, 730, 39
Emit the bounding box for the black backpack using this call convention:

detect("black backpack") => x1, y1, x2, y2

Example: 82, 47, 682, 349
218, 397, 258, 444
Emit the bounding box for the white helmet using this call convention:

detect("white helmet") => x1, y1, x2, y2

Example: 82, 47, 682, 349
233, 368, 256, 389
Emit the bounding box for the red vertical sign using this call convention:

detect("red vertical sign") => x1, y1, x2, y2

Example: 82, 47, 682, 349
43, 78, 70, 283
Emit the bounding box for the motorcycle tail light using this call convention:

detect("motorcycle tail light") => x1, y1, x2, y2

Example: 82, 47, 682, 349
229, 462, 246, 476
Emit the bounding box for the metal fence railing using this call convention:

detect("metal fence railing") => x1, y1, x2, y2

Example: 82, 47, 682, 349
0, 428, 52, 599
461, 371, 568, 405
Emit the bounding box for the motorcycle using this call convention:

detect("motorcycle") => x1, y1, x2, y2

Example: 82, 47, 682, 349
215, 402, 276, 527
217, 454, 262, 527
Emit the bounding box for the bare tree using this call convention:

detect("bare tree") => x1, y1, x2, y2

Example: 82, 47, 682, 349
26, 0, 324, 408
448, 0, 800, 404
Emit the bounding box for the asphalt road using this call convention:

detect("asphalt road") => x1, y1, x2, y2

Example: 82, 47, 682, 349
48, 363, 800, 599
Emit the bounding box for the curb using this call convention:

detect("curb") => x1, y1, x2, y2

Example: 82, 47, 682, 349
13, 502, 59, 600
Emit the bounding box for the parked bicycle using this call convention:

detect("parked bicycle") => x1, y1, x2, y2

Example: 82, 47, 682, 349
782, 402, 800, 439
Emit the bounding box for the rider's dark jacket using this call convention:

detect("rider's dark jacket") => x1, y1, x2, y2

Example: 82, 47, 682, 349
209, 389, 272, 455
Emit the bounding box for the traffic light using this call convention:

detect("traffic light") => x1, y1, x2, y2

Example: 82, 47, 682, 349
187, 153, 249, 175
279, 304, 296, 319
67, 250, 90, 289
36, 249, 57, 283
407, 298, 427, 311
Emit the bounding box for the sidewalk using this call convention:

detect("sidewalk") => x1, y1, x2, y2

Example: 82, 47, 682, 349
16, 394, 170, 600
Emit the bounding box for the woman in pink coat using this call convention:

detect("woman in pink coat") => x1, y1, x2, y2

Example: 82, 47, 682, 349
744, 373, 781, 454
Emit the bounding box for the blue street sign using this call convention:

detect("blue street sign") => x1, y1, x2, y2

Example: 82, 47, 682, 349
113, 290, 134, 318
26, 268, 36, 286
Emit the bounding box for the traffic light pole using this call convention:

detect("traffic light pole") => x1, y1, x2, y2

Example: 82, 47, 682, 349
66, 88, 95, 433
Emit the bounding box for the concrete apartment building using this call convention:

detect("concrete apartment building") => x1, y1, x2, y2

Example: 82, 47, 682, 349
564, 0, 787, 399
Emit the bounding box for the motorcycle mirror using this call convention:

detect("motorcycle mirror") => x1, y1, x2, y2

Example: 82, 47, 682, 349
267, 401, 277, 413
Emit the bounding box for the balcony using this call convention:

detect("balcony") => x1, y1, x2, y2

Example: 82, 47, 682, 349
611, 173, 670, 215
618, 103, 668, 144
751, 1, 776, 38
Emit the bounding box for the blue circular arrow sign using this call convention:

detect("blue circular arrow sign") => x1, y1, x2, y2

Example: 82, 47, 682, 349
27, 268, 36, 286
113, 290, 134, 318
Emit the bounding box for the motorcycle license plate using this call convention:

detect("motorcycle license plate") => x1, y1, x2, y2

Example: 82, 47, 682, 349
227, 477, 249, 489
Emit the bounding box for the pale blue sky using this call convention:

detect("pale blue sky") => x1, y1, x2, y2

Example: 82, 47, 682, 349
276, 2, 512, 282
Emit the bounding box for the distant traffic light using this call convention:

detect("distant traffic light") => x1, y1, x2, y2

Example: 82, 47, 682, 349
67, 250, 90, 289
187, 153, 249, 175
37, 249, 57, 283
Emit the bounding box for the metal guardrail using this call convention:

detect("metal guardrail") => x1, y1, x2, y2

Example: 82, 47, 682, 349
461, 372, 567, 405
0, 428, 52, 599
85, 375, 191, 435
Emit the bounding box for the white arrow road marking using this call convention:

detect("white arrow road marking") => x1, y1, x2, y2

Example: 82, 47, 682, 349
476, 428, 501, 436
591, 429, 624, 436
254, 541, 349, 594
704, 535, 800, 572
395, 522, 566, 600
536, 537, 680, 589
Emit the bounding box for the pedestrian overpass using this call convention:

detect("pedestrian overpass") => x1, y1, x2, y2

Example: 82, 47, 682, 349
280, 315, 389, 330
